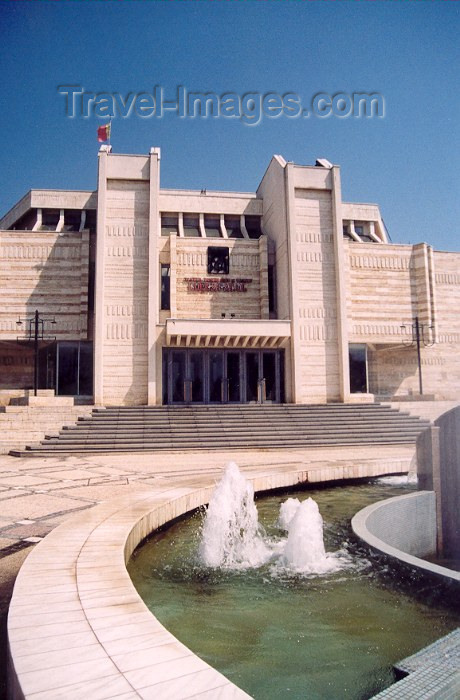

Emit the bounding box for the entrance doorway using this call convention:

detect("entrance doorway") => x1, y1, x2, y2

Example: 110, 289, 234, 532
163, 348, 284, 405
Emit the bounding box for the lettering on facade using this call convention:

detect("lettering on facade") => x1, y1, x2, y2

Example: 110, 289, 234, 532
184, 277, 253, 293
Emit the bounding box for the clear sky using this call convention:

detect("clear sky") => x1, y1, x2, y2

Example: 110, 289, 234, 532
0, 1, 458, 251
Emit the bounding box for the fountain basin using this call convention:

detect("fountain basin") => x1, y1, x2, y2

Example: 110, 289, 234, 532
351, 491, 460, 584
8, 465, 328, 699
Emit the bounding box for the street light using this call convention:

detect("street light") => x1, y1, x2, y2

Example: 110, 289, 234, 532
16, 310, 56, 396
400, 315, 434, 396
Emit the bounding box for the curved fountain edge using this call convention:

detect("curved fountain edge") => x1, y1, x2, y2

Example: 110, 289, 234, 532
351, 491, 460, 584
8, 465, 323, 700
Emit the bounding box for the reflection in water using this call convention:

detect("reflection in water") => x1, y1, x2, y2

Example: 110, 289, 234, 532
128, 474, 460, 700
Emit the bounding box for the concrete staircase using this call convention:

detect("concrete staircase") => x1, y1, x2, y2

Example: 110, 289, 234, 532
10, 403, 431, 456
0, 404, 94, 454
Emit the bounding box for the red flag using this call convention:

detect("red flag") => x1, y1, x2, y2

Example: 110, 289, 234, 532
97, 123, 111, 143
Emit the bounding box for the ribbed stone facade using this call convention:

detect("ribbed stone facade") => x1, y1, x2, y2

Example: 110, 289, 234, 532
0, 148, 458, 406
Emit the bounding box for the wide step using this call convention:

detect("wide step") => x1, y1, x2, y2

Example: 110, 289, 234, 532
10, 403, 431, 456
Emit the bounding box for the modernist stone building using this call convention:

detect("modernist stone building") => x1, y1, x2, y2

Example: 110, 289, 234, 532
0, 147, 459, 406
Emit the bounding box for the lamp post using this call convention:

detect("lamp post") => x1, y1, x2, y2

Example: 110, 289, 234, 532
400, 315, 434, 395
16, 310, 56, 396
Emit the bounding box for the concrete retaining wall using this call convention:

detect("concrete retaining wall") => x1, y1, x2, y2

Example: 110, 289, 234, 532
352, 491, 460, 583
416, 405, 460, 559
435, 407, 460, 560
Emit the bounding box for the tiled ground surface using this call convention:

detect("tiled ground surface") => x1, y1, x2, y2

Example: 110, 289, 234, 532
396, 627, 460, 675
0, 446, 415, 555
372, 629, 460, 699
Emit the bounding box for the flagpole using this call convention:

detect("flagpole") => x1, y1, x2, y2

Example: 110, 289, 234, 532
108, 117, 112, 147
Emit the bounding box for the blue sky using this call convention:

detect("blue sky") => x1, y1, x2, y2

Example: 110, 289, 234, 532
0, 1, 458, 251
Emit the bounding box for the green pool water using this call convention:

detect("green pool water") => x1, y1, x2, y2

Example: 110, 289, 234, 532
128, 478, 460, 699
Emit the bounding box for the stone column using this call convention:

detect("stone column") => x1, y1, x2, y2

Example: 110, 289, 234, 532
331, 166, 350, 402
93, 146, 111, 405
147, 148, 160, 405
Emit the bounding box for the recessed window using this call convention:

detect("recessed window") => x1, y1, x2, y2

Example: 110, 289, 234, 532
62, 210, 81, 232
349, 344, 368, 393
207, 246, 229, 275
40, 209, 60, 231
161, 214, 178, 236
204, 215, 221, 238
183, 215, 201, 237
225, 215, 243, 239
343, 224, 352, 239
161, 264, 170, 309
245, 215, 263, 239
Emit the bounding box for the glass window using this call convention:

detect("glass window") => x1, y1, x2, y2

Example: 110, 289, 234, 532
161, 264, 170, 310
207, 246, 229, 275
56, 341, 93, 396
349, 344, 368, 393
225, 215, 243, 238
245, 215, 263, 239
58, 344, 79, 395
161, 214, 178, 236
204, 215, 221, 238
79, 342, 93, 395
183, 215, 201, 237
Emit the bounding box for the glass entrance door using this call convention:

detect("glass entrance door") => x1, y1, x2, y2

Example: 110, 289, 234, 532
245, 350, 280, 403
164, 348, 283, 405
171, 350, 186, 403
262, 351, 277, 402
209, 351, 224, 403
245, 352, 260, 402
169, 349, 205, 404
226, 351, 241, 402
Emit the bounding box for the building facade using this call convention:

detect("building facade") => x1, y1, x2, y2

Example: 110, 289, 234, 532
1, 147, 459, 406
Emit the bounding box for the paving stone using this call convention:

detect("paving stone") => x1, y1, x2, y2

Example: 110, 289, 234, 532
2, 524, 53, 539
0, 494, 94, 520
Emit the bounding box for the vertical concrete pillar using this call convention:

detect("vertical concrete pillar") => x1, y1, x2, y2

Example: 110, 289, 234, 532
416, 425, 442, 554
259, 236, 269, 320
147, 148, 160, 405
331, 166, 350, 402
284, 162, 301, 403
93, 146, 111, 405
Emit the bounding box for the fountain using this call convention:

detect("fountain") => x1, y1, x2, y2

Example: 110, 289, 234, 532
128, 466, 460, 700
200, 461, 347, 575
199, 461, 271, 568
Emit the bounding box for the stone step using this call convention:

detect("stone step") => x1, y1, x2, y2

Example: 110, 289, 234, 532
63, 417, 429, 433
55, 423, 426, 440
11, 402, 430, 456
11, 435, 423, 457
43, 427, 424, 440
